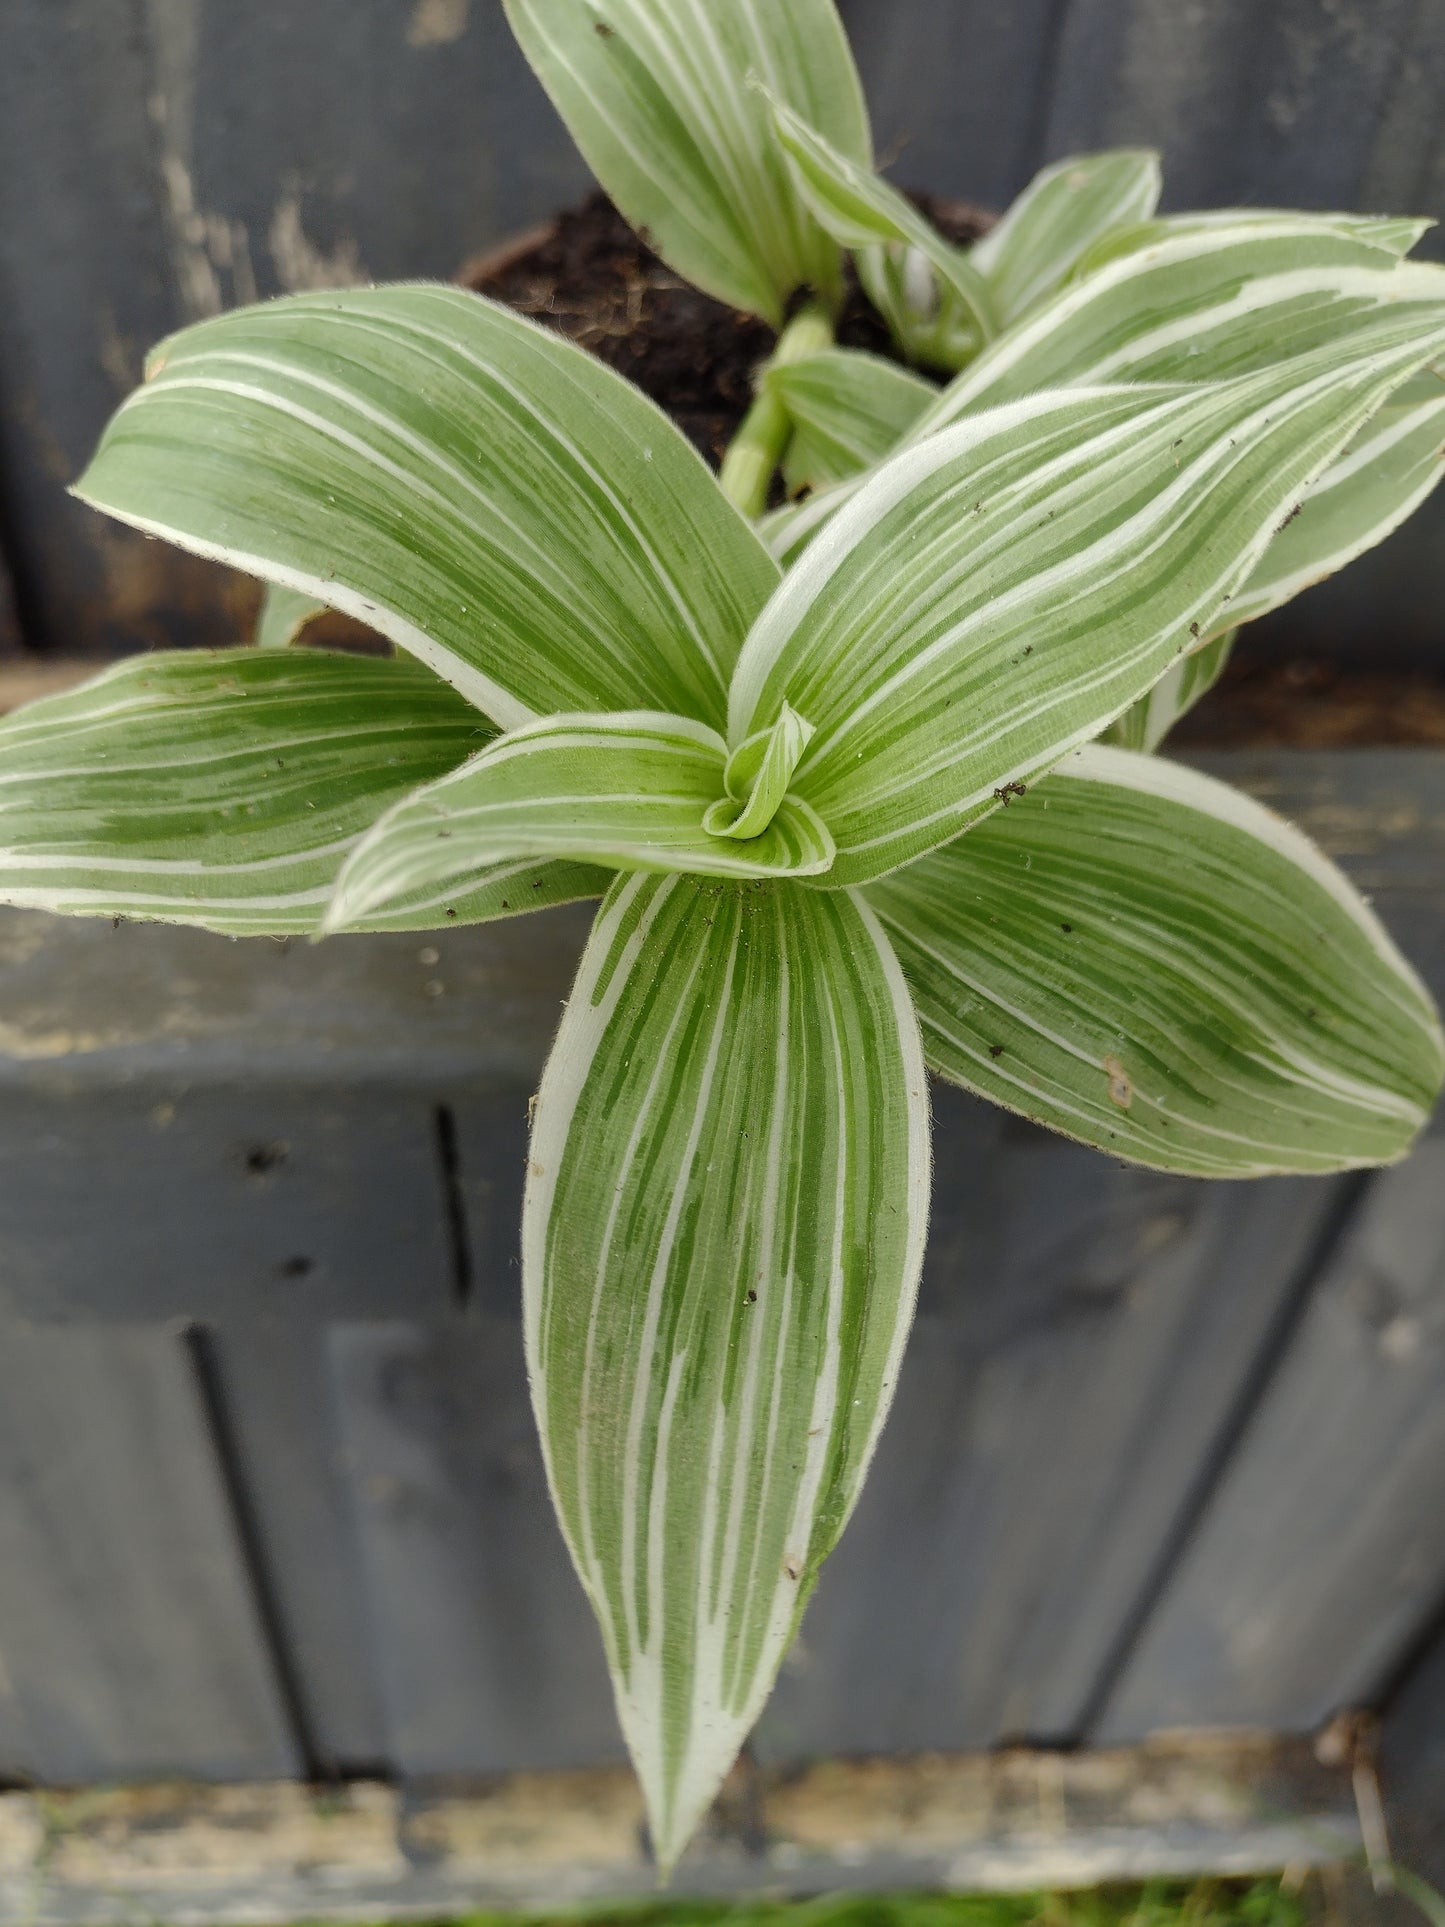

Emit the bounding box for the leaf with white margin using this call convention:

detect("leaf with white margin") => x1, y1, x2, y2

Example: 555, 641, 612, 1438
524, 868, 929, 1870
1222, 372, 1445, 632
1103, 629, 1236, 753
0, 649, 606, 935
74, 286, 779, 733
867, 744, 1442, 1176
768, 349, 936, 495
502, 0, 869, 323
970, 148, 1162, 322
1075, 209, 1434, 278
921, 220, 1445, 429
255, 582, 328, 649
770, 98, 997, 362
327, 710, 834, 930
729, 326, 1445, 888
759, 227, 1445, 568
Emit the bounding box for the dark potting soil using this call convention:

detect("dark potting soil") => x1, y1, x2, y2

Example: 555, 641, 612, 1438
461, 191, 1445, 750
464, 189, 990, 469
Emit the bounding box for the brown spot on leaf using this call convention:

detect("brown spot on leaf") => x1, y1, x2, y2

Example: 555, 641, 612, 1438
1103, 1054, 1133, 1109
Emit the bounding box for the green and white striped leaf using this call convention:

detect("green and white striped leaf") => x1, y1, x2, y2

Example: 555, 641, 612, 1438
770, 98, 997, 364
0, 649, 606, 935
255, 581, 329, 649
730, 329, 1445, 888
923, 219, 1445, 429
970, 148, 1162, 322
1223, 372, 1445, 632
1074, 209, 1434, 277
1103, 629, 1236, 752
768, 348, 935, 495
867, 745, 1442, 1176
524, 870, 929, 1868
328, 710, 834, 930
74, 286, 779, 733
502, 0, 869, 323
759, 229, 1445, 569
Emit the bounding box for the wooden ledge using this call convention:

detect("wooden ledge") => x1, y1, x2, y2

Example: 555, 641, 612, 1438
0, 1738, 1359, 1923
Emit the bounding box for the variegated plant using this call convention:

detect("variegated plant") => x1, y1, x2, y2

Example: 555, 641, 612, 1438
495, 0, 1445, 595
498, 0, 1171, 514
0, 258, 1442, 1866
489, 0, 1445, 756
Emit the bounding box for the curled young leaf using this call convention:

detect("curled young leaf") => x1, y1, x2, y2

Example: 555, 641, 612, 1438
0, 650, 605, 934
524, 870, 929, 1870
703, 702, 814, 840
868, 745, 1442, 1176
502, 0, 870, 323
326, 710, 834, 930
74, 286, 779, 734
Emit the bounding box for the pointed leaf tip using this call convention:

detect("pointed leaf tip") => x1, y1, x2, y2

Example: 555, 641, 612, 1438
524, 872, 929, 1866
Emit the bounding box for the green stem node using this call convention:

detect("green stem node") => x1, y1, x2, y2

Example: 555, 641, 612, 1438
718, 300, 834, 518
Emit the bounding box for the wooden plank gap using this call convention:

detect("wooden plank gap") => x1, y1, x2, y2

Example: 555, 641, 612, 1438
183, 1325, 331, 1781
433, 1104, 475, 1312
1077, 1167, 1376, 1742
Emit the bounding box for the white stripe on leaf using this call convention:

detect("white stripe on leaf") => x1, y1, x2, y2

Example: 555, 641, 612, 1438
730, 328, 1445, 886
326, 710, 835, 930
522, 871, 928, 1871
0, 649, 607, 934
867, 744, 1441, 1176
75, 286, 779, 735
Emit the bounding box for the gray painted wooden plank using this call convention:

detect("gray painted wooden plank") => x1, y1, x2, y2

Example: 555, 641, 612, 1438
0, 0, 238, 661
758, 1095, 1345, 1758
1361, 0, 1445, 229
0, 1088, 459, 1324
1046, 0, 1433, 224
837, 0, 1061, 212
0, 1325, 298, 1782
0, 549, 21, 659
1099, 1135, 1445, 1741
1383, 1612, 1445, 1887
0, 0, 587, 661
203, 1328, 390, 1771
329, 1320, 622, 1775
0, 900, 590, 1092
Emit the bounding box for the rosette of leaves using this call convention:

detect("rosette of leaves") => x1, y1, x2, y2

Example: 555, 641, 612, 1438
3, 286, 1444, 1867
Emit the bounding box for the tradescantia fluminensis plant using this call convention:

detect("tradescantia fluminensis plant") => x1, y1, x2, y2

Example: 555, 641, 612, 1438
0, 270, 1442, 1864
496, 0, 1445, 586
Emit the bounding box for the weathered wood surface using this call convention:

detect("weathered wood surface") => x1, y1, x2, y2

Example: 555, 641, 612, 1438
1384, 1613, 1445, 1887
330, 1322, 624, 1775
0, 1, 1440, 662
0, 1741, 1362, 1922
758, 1145, 1351, 1758
0, 1328, 297, 1785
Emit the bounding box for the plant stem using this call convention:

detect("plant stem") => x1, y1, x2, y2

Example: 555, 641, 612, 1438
719, 300, 833, 518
